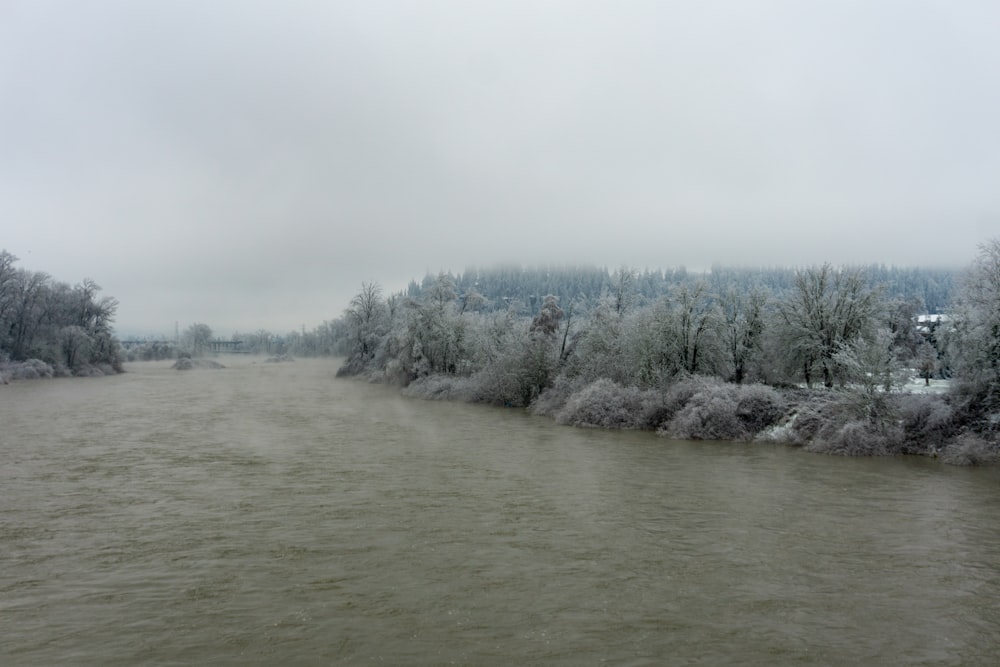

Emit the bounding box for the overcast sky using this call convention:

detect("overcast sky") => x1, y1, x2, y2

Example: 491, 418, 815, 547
2, 1, 998, 335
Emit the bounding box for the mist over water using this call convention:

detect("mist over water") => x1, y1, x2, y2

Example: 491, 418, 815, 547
3, 358, 1000, 665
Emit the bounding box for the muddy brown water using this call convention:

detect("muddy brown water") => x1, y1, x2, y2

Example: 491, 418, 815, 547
2, 357, 999, 665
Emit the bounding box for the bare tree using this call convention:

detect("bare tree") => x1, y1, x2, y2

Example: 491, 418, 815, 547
666, 282, 718, 376
7, 269, 50, 360
833, 328, 904, 427
0, 250, 18, 340
346, 281, 387, 360
59, 325, 92, 368
717, 285, 767, 384
779, 264, 881, 388
610, 266, 636, 316
947, 238, 1000, 412
184, 323, 213, 357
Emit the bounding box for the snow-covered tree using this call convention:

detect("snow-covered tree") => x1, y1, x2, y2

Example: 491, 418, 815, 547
183, 323, 213, 357
947, 238, 1000, 418
778, 264, 882, 388
716, 284, 767, 384
915, 339, 939, 386
346, 281, 388, 361
832, 328, 904, 427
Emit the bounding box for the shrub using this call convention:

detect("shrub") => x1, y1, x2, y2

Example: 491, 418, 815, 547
663, 382, 744, 440
469, 364, 532, 407
896, 393, 956, 455
637, 390, 673, 430
940, 435, 1000, 466
660, 379, 787, 441
264, 354, 294, 363
756, 391, 836, 446
3, 359, 55, 380
172, 358, 225, 370
947, 380, 1000, 439
805, 419, 903, 456
530, 375, 585, 418
402, 374, 477, 402
555, 378, 645, 429
735, 384, 787, 434
661, 376, 713, 420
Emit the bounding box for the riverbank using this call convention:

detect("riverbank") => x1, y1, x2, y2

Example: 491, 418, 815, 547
0, 358, 121, 384
346, 365, 1000, 466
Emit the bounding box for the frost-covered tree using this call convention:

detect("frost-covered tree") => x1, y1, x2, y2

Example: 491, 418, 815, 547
915, 339, 939, 386
0, 251, 19, 349
716, 285, 767, 384
884, 296, 924, 362
609, 266, 637, 316
622, 305, 667, 388
0, 251, 122, 371
832, 328, 904, 427
778, 264, 881, 388
183, 323, 213, 357
5, 268, 50, 360
661, 282, 720, 377
568, 297, 630, 385
59, 325, 92, 368
947, 238, 1000, 417
404, 274, 468, 376
346, 281, 387, 361
465, 308, 527, 404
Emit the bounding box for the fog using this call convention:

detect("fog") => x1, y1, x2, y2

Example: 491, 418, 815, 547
3, 1, 998, 335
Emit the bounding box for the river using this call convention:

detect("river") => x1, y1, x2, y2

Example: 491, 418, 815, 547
2, 357, 999, 665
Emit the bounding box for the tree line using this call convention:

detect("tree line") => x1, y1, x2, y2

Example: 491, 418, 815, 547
0, 250, 123, 378
404, 263, 954, 317
330, 241, 1000, 464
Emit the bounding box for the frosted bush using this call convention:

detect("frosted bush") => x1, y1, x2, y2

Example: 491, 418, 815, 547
735, 385, 786, 434
469, 364, 531, 407
530, 375, 586, 418
402, 374, 477, 402
658, 379, 786, 441
637, 390, 673, 430
765, 392, 838, 446
662, 382, 745, 440
556, 378, 645, 429
940, 435, 1000, 466
14, 365, 39, 380
805, 420, 902, 456
172, 358, 225, 370
264, 354, 294, 363
896, 393, 955, 454
662, 377, 713, 418
4, 359, 55, 380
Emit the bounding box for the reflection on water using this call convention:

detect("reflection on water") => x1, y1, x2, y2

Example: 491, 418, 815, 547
2, 358, 1000, 665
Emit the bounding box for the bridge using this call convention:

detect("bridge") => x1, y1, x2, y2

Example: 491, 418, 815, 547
119, 339, 171, 349
118, 339, 245, 353
207, 339, 245, 353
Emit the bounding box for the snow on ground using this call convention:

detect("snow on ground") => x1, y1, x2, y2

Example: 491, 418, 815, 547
902, 377, 951, 394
